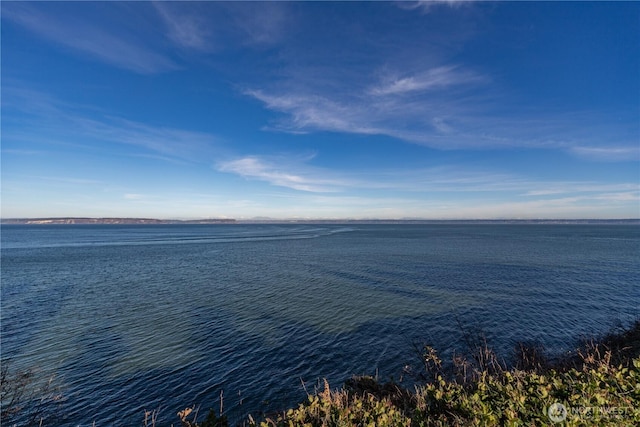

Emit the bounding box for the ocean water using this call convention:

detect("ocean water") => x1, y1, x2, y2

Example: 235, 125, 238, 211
1, 223, 638, 425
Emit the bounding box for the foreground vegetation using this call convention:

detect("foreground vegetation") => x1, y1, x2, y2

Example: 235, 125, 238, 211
179, 321, 640, 427
2, 322, 639, 426
247, 353, 638, 426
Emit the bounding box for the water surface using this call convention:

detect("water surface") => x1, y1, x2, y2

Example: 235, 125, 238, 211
2, 224, 638, 425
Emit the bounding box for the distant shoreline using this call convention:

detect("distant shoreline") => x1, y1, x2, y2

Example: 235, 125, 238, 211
0, 217, 237, 225
1, 217, 639, 225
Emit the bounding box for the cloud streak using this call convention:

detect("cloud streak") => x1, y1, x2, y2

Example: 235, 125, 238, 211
244, 61, 506, 148
153, 2, 213, 51
216, 153, 640, 211
246, 71, 638, 157
369, 66, 485, 96
246, 66, 495, 150
3, 86, 220, 162
397, 1, 474, 14
153, 1, 290, 53
247, 90, 385, 136
570, 146, 640, 162
3, 2, 177, 74
217, 155, 349, 193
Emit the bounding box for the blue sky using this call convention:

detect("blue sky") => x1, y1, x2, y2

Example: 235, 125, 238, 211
2, 1, 639, 220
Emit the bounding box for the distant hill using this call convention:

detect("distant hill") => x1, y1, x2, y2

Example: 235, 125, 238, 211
1, 217, 236, 225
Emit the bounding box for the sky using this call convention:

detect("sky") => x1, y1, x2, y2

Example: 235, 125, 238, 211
2, 1, 639, 220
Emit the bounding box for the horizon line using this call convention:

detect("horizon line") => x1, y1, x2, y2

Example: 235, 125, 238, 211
2, 217, 639, 224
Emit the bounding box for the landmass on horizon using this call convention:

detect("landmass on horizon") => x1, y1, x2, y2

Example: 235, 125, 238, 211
0, 217, 236, 225
2, 217, 638, 225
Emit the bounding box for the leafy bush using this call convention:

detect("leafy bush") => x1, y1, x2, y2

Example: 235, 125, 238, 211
252, 356, 639, 427
248, 321, 640, 427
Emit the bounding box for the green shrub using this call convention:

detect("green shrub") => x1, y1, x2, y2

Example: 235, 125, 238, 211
248, 322, 640, 427
249, 356, 638, 427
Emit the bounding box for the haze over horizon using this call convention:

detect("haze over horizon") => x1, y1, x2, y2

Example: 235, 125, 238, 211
2, 1, 639, 220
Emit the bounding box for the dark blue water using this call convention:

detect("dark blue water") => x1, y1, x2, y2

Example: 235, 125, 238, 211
1, 224, 638, 426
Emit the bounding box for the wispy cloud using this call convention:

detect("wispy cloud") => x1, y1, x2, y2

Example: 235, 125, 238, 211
523, 183, 639, 197
570, 145, 640, 162
242, 57, 521, 150
153, 2, 214, 51
153, 1, 290, 52
397, 1, 473, 14
246, 71, 638, 157
369, 66, 485, 96
216, 152, 640, 209
247, 90, 385, 136
234, 4, 636, 159
3, 86, 220, 162
217, 155, 349, 193
74, 116, 219, 161
593, 192, 640, 202
218, 154, 522, 194
2, 2, 177, 74
245, 69, 505, 150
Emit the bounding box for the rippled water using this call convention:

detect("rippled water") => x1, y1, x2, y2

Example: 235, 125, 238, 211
1, 224, 638, 425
